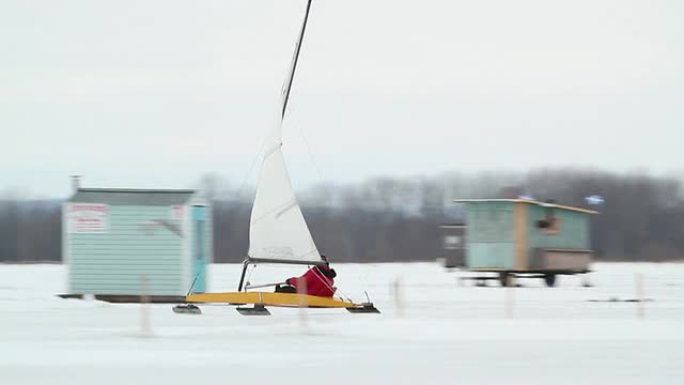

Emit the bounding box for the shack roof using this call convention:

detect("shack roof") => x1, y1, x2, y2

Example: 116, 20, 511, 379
68, 188, 196, 206
453, 199, 598, 214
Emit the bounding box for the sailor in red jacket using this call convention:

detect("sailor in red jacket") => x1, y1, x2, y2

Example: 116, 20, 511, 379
276, 256, 337, 297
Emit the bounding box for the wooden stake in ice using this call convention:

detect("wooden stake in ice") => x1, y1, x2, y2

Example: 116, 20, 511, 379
392, 277, 405, 317
635, 273, 645, 319
140, 274, 151, 335
297, 278, 308, 327
505, 284, 515, 319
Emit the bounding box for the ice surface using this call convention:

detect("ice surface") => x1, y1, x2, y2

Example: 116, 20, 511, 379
1, 262, 683, 385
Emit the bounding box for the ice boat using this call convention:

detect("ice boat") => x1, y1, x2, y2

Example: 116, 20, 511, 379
174, 0, 378, 316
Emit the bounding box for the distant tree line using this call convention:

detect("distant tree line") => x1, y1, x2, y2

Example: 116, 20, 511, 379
1, 169, 683, 263
0, 200, 62, 262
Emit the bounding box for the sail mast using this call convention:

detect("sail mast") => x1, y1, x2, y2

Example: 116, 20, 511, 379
281, 0, 313, 120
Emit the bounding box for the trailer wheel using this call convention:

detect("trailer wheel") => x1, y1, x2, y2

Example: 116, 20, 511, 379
499, 272, 513, 287
544, 274, 557, 287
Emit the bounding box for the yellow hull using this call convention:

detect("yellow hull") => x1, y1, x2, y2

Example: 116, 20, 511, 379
186, 291, 360, 309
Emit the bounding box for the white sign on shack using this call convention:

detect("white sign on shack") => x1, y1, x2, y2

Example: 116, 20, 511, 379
67, 203, 109, 233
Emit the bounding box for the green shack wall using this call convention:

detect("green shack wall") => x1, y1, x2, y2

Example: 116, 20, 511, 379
526, 205, 590, 253
465, 202, 516, 270
65, 203, 210, 295
464, 201, 592, 271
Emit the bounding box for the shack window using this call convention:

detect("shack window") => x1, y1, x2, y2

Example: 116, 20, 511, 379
536, 216, 561, 235
535, 204, 561, 235
443, 235, 461, 249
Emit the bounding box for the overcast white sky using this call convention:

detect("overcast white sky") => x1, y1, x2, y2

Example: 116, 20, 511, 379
1, 0, 683, 198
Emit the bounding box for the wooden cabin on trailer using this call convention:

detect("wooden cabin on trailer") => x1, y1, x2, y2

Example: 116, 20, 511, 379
454, 199, 597, 287
439, 223, 466, 268
62, 188, 211, 301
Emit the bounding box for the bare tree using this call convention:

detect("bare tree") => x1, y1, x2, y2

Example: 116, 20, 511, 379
0, 169, 682, 263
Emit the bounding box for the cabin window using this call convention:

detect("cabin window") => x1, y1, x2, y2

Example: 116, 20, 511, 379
535, 205, 561, 235
536, 216, 561, 235
443, 235, 461, 250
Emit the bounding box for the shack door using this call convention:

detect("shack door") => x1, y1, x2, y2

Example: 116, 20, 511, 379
192, 205, 208, 292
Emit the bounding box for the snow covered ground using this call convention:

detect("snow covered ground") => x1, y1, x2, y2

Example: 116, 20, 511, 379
1, 262, 683, 385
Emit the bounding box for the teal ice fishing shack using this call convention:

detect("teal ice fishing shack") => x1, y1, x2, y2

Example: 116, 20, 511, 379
455, 199, 597, 287
63, 188, 211, 300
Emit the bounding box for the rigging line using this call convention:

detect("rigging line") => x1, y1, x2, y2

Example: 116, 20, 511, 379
315, 264, 353, 302
235, 137, 266, 203
304, 264, 352, 303
244, 264, 256, 290
294, 121, 332, 206
281, 0, 329, 202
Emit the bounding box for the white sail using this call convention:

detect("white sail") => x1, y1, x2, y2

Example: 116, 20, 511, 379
247, 0, 320, 264
248, 120, 320, 263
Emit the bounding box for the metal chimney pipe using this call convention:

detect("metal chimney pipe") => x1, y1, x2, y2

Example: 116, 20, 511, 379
70, 175, 81, 193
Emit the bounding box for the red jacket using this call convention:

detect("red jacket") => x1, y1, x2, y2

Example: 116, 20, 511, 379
287, 266, 336, 297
